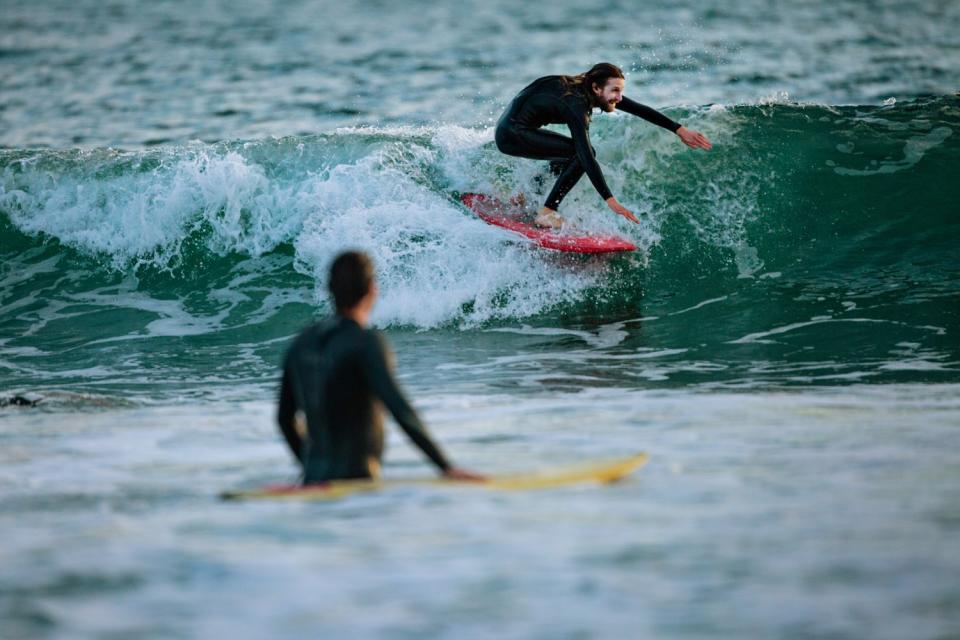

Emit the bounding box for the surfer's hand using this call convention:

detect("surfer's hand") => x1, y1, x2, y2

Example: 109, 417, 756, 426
677, 126, 712, 150
443, 467, 486, 482
606, 197, 639, 224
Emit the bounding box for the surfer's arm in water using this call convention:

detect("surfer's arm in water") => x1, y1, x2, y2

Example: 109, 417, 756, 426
562, 103, 640, 224
618, 96, 712, 150
563, 103, 613, 201
362, 332, 483, 481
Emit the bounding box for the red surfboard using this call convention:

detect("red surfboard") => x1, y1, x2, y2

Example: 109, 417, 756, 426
460, 193, 636, 254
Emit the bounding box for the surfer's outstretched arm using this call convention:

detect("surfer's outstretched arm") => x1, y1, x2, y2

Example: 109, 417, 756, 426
364, 334, 485, 482
618, 97, 682, 132
619, 96, 712, 150
562, 107, 640, 224
562, 105, 613, 201
361, 333, 484, 481
361, 333, 450, 471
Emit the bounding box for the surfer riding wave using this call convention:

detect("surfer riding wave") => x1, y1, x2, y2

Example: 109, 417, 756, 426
495, 62, 712, 229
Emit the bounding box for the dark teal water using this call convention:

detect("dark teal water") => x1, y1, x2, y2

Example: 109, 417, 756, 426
2, 98, 958, 401
2, 1, 959, 639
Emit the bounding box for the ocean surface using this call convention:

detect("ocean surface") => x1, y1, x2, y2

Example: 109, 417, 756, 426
2, 1, 960, 638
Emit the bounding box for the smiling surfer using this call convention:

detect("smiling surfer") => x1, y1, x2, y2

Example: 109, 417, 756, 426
495, 62, 712, 229
277, 251, 483, 484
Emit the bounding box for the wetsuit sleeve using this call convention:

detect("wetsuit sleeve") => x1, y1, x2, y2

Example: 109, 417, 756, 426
618, 97, 682, 132
277, 362, 304, 463
362, 333, 452, 471
563, 104, 613, 201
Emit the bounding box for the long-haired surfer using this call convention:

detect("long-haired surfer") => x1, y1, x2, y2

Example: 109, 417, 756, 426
495, 62, 711, 229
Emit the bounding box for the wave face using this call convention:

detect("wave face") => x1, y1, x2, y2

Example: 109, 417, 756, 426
2, 96, 959, 393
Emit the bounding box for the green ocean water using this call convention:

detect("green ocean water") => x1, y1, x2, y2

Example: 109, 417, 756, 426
2, 1, 960, 638
2, 98, 958, 401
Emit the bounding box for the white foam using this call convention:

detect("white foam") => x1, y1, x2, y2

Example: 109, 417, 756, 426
0, 117, 778, 327
292, 135, 611, 327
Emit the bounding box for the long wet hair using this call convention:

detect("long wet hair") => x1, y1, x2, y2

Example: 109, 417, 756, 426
561, 62, 625, 99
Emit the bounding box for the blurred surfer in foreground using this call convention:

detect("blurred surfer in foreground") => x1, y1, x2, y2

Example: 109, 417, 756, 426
278, 251, 482, 484
496, 62, 712, 229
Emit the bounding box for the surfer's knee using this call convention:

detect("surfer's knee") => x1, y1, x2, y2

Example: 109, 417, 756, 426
494, 126, 514, 154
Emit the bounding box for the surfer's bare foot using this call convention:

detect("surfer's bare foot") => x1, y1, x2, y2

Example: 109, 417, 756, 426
534, 207, 564, 229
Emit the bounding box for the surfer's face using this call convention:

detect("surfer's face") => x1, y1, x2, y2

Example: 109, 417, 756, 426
593, 78, 625, 112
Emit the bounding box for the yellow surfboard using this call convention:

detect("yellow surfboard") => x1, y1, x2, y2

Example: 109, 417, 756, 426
221, 452, 648, 502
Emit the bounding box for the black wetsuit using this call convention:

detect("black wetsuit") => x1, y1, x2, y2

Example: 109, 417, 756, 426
495, 75, 681, 210
277, 316, 451, 484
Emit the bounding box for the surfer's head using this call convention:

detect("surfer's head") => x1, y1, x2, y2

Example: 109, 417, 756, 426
587, 63, 625, 112
563, 63, 626, 112
329, 251, 376, 313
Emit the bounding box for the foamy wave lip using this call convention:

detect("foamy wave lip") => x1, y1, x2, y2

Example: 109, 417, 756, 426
4, 113, 796, 327
0, 131, 639, 329
292, 144, 607, 328
758, 91, 793, 105
0, 146, 311, 269
1, 149, 195, 267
